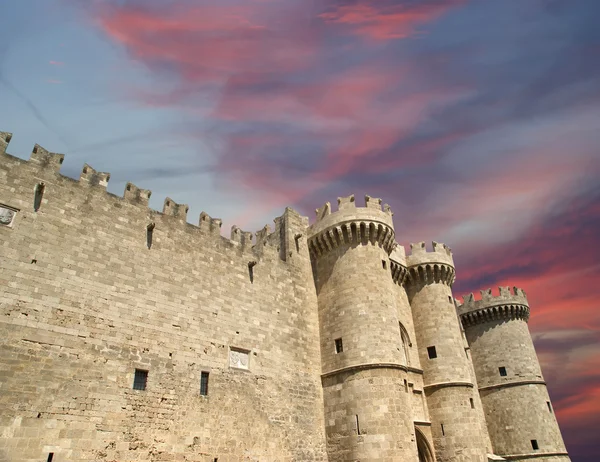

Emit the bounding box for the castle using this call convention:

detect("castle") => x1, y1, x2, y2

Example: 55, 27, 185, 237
0, 131, 570, 462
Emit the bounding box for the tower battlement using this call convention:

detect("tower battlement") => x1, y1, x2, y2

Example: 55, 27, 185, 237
457, 286, 530, 327
307, 194, 396, 257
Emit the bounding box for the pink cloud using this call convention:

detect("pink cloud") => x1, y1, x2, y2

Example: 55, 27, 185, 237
49, 60, 64, 66
319, 1, 465, 40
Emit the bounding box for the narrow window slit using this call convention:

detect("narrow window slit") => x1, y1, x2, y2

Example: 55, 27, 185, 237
200, 371, 209, 396
47, 453, 54, 462
34, 182, 45, 212
355, 415, 361, 435
441, 424, 445, 436
547, 401, 552, 413
499, 366, 507, 377
335, 338, 343, 354
382, 260, 387, 269
470, 398, 474, 409
248, 261, 257, 283
294, 233, 302, 252
146, 222, 155, 249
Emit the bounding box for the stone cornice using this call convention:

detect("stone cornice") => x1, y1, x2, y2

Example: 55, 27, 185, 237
460, 303, 530, 328
321, 362, 423, 379
308, 219, 396, 258
405, 262, 456, 288
477, 380, 545, 392
390, 260, 408, 286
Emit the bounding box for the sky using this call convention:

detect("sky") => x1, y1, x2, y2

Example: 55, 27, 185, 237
1, 0, 599, 459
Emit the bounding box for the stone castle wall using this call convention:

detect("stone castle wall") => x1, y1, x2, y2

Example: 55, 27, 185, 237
0, 132, 572, 462
0, 136, 327, 462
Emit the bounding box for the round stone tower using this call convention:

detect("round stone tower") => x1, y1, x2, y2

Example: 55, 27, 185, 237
308, 194, 418, 462
458, 287, 570, 461
405, 242, 492, 462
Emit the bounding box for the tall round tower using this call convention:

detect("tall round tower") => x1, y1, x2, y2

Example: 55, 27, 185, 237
458, 287, 570, 461
405, 242, 492, 462
308, 195, 419, 462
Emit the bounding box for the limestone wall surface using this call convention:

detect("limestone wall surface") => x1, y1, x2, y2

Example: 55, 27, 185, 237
0, 140, 327, 462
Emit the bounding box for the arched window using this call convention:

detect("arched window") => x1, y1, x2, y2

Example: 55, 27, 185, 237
399, 322, 412, 366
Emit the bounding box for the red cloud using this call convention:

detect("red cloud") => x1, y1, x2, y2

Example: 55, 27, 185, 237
319, 1, 465, 40
97, 2, 319, 95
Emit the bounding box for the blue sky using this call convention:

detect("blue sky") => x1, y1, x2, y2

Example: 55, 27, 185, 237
1, 1, 599, 459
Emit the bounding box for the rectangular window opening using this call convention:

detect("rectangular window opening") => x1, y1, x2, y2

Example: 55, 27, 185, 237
441, 423, 445, 436
404, 379, 408, 393
133, 369, 148, 390
47, 453, 54, 462
470, 398, 475, 409
427, 346, 437, 359
465, 348, 469, 358
382, 260, 387, 269
531, 440, 539, 450
200, 371, 209, 396
499, 366, 507, 377
448, 295, 452, 303
335, 338, 343, 354
355, 414, 361, 435
547, 401, 552, 413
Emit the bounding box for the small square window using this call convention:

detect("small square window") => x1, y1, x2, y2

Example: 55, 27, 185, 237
133, 369, 148, 390
499, 366, 507, 377
427, 346, 437, 359
335, 338, 343, 354
531, 440, 539, 450
200, 371, 209, 396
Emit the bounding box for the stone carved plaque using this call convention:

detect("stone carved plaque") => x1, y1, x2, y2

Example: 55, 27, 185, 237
0, 206, 15, 226
229, 348, 249, 370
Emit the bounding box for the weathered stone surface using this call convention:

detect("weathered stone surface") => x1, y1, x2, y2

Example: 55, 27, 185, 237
0, 133, 570, 462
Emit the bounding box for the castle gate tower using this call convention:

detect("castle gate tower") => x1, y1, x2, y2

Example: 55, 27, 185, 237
405, 242, 492, 462
308, 195, 419, 462
458, 288, 570, 462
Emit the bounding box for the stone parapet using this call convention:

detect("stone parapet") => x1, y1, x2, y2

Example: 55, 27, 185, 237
0, 129, 308, 263
458, 287, 530, 327
307, 194, 396, 257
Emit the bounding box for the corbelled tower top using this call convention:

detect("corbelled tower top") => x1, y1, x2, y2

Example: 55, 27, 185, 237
307, 194, 396, 257
458, 286, 530, 328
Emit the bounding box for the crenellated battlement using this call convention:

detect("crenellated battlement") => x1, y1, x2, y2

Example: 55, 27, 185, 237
403, 241, 455, 288
457, 286, 530, 326
307, 194, 396, 257
80, 163, 110, 188
0, 130, 309, 264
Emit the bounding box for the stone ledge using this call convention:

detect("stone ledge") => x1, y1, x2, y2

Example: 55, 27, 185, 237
321, 362, 423, 379
423, 381, 474, 391
478, 380, 546, 392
